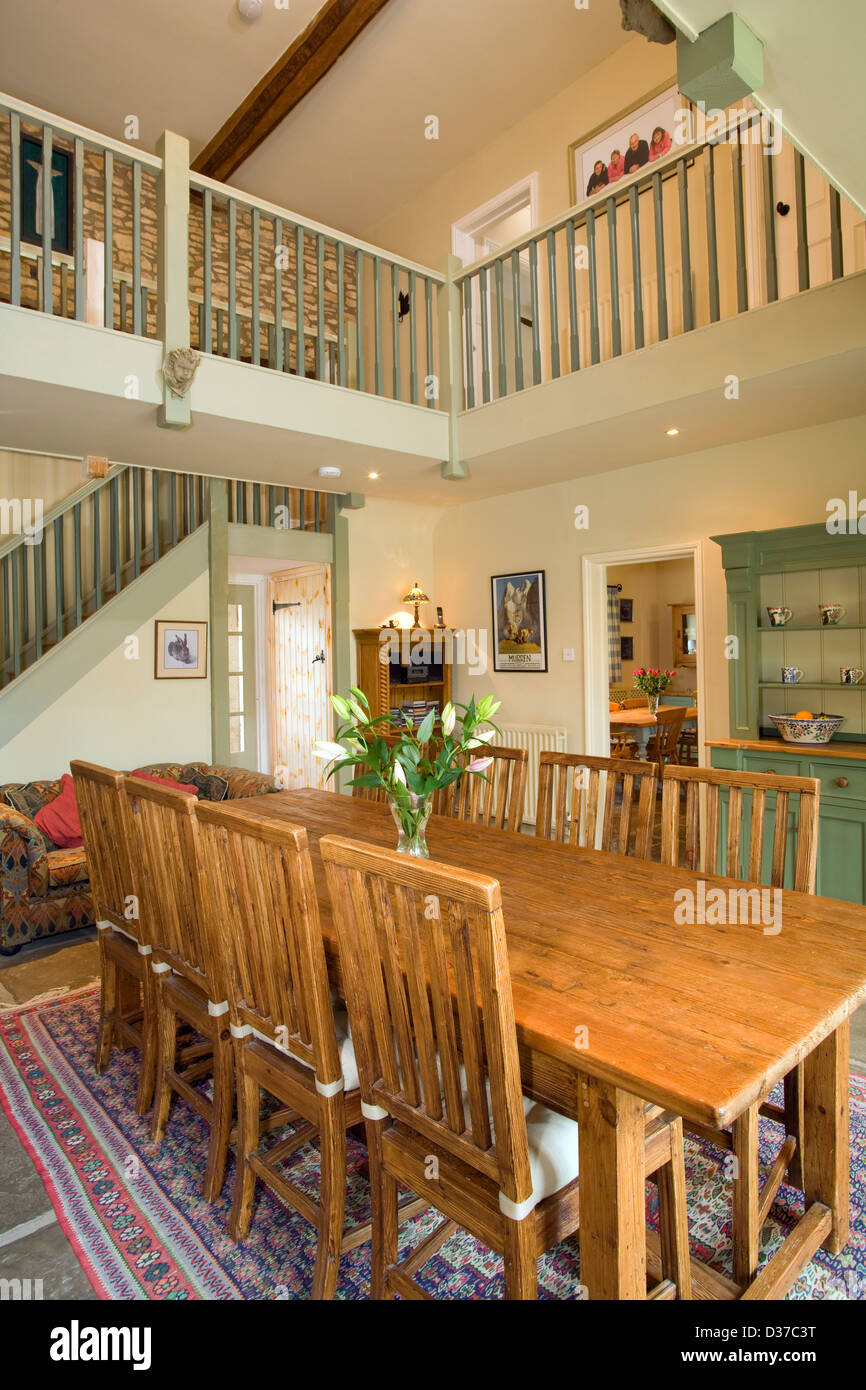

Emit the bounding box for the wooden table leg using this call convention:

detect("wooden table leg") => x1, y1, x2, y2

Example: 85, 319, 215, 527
801, 1021, 849, 1255
577, 1073, 647, 1300
732, 1103, 760, 1285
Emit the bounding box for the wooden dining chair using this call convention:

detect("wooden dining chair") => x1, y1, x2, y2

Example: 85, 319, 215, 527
122, 776, 234, 1203
643, 706, 687, 774
535, 753, 658, 858
609, 702, 638, 759
660, 762, 821, 1284
435, 744, 528, 831
71, 761, 156, 1114
321, 835, 692, 1300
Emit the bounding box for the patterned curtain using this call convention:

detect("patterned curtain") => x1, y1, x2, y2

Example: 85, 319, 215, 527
607, 586, 622, 683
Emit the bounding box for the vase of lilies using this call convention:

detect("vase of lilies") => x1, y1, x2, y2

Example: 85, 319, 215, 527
633, 667, 677, 715
314, 688, 501, 857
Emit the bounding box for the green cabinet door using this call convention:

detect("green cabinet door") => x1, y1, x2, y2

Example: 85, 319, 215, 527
815, 800, 866, 905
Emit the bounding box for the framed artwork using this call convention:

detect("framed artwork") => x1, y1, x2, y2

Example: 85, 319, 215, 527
619, 598, 634, 623
620, 636, 634, 662
491, 570, 548, 673
568, 84, 691, 206
21, 136, 73, 255
154, 620, 208, 679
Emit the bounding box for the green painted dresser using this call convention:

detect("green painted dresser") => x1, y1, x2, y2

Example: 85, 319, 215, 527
711, 522, 866, 905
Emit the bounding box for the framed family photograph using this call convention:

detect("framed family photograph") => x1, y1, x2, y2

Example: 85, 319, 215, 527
491, 570, 548, 673
568, 83, 691, 205
154, 620, 208, 679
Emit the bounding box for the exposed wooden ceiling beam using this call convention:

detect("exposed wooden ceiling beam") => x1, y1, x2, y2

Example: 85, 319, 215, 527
192, 0, 394, 183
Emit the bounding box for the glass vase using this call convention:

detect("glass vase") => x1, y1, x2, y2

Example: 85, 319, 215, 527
648, 692, 661, 714
388, 791, 434, 858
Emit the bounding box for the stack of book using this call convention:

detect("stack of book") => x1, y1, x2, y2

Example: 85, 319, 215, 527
389, 699, 440, 728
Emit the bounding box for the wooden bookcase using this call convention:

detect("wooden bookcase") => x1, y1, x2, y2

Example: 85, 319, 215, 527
353, 628, 453, 722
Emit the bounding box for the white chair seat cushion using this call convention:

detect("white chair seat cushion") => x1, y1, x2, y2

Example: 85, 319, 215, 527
332, 1009, 360, 1094
520, 1094, 580, 1207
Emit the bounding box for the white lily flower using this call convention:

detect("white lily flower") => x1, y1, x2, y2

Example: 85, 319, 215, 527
313, 739, 348, 761
392, 761, 407, 785
468, 756, 493, 773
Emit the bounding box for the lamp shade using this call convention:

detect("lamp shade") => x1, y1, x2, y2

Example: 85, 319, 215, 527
402, 582, 430, 605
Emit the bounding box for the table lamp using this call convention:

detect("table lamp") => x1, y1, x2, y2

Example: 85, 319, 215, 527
402, 581, 429, 629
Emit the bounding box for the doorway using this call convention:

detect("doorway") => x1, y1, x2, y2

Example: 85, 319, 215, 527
227, 585, 259, 772
268, 564, 333, 790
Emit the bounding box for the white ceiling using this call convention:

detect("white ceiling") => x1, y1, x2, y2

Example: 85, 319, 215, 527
0, 0, 630, 238
656, 0, 866, 212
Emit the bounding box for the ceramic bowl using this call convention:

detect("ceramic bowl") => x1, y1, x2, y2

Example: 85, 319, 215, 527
769, 713, 844, 745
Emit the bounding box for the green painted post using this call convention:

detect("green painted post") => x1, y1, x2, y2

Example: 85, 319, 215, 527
436, 254, 467, 480
156, 131, 192, 428
209, 479, 230, 765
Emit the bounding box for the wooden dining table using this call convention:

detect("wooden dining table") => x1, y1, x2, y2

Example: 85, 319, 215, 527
609, 704, 699, 728
240, 787, 866, 1300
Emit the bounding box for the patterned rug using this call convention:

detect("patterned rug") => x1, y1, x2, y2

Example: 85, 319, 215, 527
1, 986, 864, 1301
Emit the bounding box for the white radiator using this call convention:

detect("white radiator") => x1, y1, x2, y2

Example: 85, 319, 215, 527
492, 723, 568, 826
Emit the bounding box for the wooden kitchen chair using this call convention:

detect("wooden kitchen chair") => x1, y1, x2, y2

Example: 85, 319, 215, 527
536, 753, 658, 858
321, 835, 692, 1300
194, 800, 423, 1298
122, 776, 234, 1203
435, 744, 528, 831
71, 761, 156, 1114
643, 706, 687, 774
660, 762, 821, 1284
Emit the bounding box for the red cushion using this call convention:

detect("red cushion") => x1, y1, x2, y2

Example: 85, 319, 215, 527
34, 773, 83, 849
131, 771, 199, 796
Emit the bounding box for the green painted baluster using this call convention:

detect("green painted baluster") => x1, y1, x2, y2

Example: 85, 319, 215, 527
93, 486, 102, 609
316, 233, 326, 381
356, 249, 366, 392
111, 477, 121, 597
794, 152, 810, 292
425, 276, 434, 406
151, 470, 160, 561
731, 138, 748, 313
373, 256, 383, 396
494, 259, 507, 396
586, 209, 600, 364
215, 307, 224, 356
678, 159, 693, 332
54, 517, 64, 639
202, 188, 213, 352
73, 503, 83, 629
11, 547, 21, 677
829, 188, 843, 280
528, 240, 542, 384
606, 199, 622, 357
463, 276, 475, 409
40, 529, 47, 627
299, 489, 306, 531
2, 556, 9, 672
132, 162, 143, 333
627, 187, 644, 349
168, 474, 177, 547
253, 484, 261, 527
273, 215, 284, 371
19, 549, 28, 658
704, 143, 720, 323
181, 472, 190, 534
408, 269, 418, 404
73, 137, 84, 319
565, 221, 580, 371
296, 224, 305, 376
119, 281, 129, 332
228, 199, 238, 358
42, 125, 54, 314
511, 249, 524, 391
268, 485, 276, 525
391, 263, 400, 400
33, 542, 43, 660
761, 134, 778, 304
337, 241, 346, 387
283, 487, 290, 526
546, 231, 561, 378
10, 113, 21, 306
103, 147, 112, 327
314, 492, 321, 533
251, 208, 261, 365
652, 172, 669, 340
132, 469, 141, 578
479, 266, 491, 402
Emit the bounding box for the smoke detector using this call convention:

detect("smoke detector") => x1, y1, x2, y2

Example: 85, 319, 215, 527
317, 466, 342, 479
237, 0, 263, 20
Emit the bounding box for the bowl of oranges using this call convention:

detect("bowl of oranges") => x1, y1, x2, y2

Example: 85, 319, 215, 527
769, 711, 844, 744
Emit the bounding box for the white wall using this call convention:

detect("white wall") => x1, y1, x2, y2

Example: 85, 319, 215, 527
0, 450, 84, 542
0, 571, 211, 783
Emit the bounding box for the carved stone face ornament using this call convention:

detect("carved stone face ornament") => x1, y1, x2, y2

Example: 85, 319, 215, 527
162, 347, 202, 398
619, 0, 676, 45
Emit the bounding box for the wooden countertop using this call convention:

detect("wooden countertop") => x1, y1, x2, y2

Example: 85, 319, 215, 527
707, 738, 866, 761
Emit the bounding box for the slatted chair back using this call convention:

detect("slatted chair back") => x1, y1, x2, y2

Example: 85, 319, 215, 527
122, 776, 222, 996
661, 764, 820, 892
321, 836, 534, 1212
71, 761, 140, 938
195, 800, 341, 1087
645, 706, 687, 770
535, 752, 658, 858
436, 745, 528, 831
621, 697, 649, 709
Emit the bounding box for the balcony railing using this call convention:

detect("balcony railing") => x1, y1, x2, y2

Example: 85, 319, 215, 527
455, 106, 865, 409
0, 92, 444, 408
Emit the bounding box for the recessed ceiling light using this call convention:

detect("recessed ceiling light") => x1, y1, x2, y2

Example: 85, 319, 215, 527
666, 427, 680, 436
237, 0, 263, 19
368, 471, 379, 480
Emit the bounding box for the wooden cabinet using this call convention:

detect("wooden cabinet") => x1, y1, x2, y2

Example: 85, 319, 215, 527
353, 628, 452, 723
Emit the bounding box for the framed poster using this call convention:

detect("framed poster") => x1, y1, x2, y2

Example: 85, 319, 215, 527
155, 620, 208, 679
620, 598, 634, 623
620, 636, 634, 662
491, 570, 548, 673
568, 84, 691, 206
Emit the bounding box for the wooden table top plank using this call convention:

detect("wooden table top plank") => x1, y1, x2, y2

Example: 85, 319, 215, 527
610, 705, 698, 727
239, 789, 866, 1128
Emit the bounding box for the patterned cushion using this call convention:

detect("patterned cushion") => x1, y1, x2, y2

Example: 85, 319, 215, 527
179, 766, 229, 802
4, 784, 62, 851
46, 848, 89, 890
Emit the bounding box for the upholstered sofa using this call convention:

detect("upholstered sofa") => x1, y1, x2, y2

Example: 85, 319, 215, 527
0, 763, 279, 956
